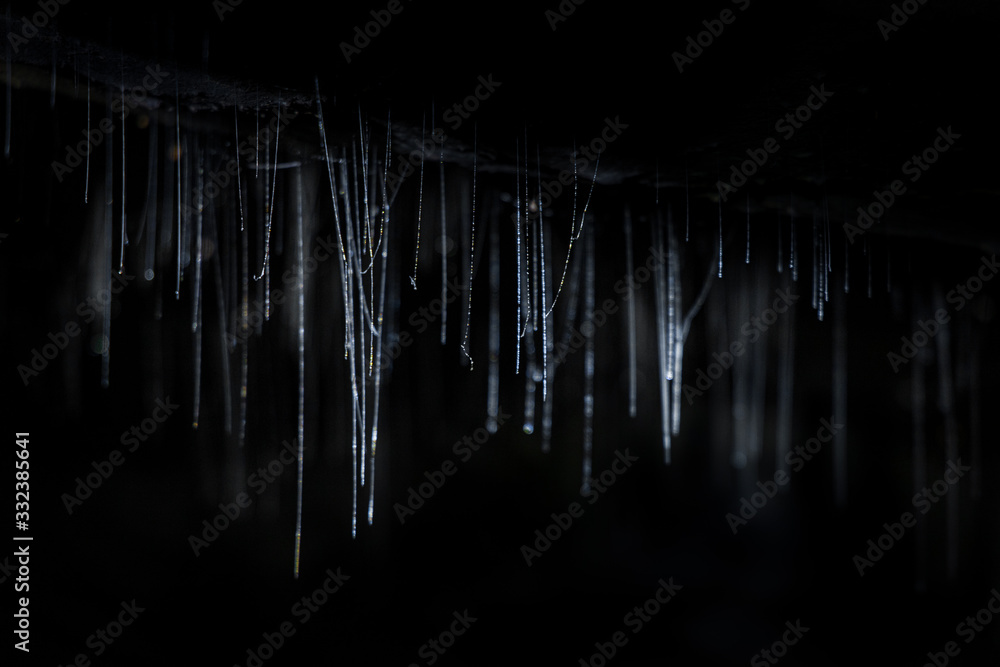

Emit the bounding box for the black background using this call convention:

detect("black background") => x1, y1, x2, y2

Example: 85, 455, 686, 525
3, 0, 1000, 665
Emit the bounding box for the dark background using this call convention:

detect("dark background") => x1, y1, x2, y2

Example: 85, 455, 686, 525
3, 0, 1000, 665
